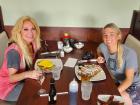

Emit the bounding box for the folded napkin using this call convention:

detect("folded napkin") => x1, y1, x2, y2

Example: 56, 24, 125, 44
64, 58, 78, 68
97, 95, 124, 105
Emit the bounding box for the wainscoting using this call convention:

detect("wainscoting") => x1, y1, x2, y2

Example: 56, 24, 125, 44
5, 26, 129, 43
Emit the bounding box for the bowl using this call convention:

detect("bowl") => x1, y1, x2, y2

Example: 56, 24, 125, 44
63, 46, 73, 53
74, 42, 84, 49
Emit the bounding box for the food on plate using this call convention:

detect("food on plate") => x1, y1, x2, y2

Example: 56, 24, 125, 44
37, 59, 54, 70
77, 64, 102, 81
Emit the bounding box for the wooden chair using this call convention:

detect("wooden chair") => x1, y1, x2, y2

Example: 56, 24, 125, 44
0, 99, 16, 105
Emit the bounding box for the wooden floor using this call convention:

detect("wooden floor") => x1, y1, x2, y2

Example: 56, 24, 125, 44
0, 100, 16, 105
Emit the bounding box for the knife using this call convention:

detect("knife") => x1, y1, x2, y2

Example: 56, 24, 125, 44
78, 59, 97, 63
40, 92, 68, 97
40, 51, 59, 55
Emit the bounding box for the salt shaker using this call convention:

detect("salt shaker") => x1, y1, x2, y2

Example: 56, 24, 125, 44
69, 78, 78, 105
60, 50, 64, 57
57, 41, 63, 50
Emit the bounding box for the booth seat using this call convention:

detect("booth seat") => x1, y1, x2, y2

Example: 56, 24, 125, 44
0, 31, 9, 68
125, 34, 140, 72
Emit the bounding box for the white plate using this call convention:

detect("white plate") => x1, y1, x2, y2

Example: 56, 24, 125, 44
35, 58, 63, 73
97, 94, 124, 105
75, 64, 106, 81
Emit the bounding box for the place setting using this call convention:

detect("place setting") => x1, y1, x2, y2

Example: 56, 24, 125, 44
75, 63, 106, 82
34, 58, 63, 80
74, 57, 106, 101
75, 51, 106, 82
34, 58, 71, 100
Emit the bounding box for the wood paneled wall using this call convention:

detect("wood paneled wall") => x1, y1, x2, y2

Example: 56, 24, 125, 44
5, 26, 129, 43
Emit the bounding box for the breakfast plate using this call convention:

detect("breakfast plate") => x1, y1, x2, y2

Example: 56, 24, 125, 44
75, 64, 106, 81
97, 94, 124, 105
35, 58, 63, 73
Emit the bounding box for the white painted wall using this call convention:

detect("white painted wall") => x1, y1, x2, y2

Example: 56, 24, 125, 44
0, 0, 140, 28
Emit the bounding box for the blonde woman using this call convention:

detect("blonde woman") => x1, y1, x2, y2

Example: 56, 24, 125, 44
97, 23, 140, 105
0, 16, 42, 101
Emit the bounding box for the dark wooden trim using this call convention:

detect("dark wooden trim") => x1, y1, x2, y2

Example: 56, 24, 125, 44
129, 10, 140, 41
5, 26, 129, 43
0, 6, 5, 33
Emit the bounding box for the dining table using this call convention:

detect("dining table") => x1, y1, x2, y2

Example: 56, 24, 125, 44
16, 41, 120, 105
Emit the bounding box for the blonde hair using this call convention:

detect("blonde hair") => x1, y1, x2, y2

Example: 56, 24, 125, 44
10, 16, 41, 67
103, 23, 123, 69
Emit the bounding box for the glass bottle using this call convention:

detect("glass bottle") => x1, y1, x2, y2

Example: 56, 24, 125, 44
48, 78, 57, 104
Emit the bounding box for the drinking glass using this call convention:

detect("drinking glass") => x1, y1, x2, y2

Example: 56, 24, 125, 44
37, 67, 46, 95
52, 66, 61, 80
81, 81, 93, 100
57, 41, 63, 50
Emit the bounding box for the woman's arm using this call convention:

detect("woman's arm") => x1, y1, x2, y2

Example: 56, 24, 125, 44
118, 69, 134, 93
97, 47, 105, 63
97, 47, 102, 57
7, 49, 42, 83
8, 68, 42, 83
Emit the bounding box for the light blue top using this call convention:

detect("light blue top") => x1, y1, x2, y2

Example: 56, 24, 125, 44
98, 43, 140, 86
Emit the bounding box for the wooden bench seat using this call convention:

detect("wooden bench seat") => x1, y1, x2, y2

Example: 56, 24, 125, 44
0, 99, 16, 105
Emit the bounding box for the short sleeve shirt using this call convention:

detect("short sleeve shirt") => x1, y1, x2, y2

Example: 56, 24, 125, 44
7, 49, 20, 70
98, 43, 140, 86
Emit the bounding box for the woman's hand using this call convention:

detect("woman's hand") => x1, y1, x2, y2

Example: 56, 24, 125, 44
8, 68, 43, 82
97, 56, 105, 63
24, 70, 43, 80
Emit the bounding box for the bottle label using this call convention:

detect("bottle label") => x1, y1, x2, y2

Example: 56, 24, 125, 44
48, 95, 57, 104
48, 96, 50, 101
54, 95, 57, 101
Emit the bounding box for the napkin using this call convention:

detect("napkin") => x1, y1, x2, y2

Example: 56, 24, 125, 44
64, 58, 78, 68
97, 95, 124, 105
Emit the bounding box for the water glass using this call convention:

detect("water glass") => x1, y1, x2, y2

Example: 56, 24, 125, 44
52, 66, 61, 80
81, 81, 93, 100
36, 67, 46, 95
57, 41, 63, 50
